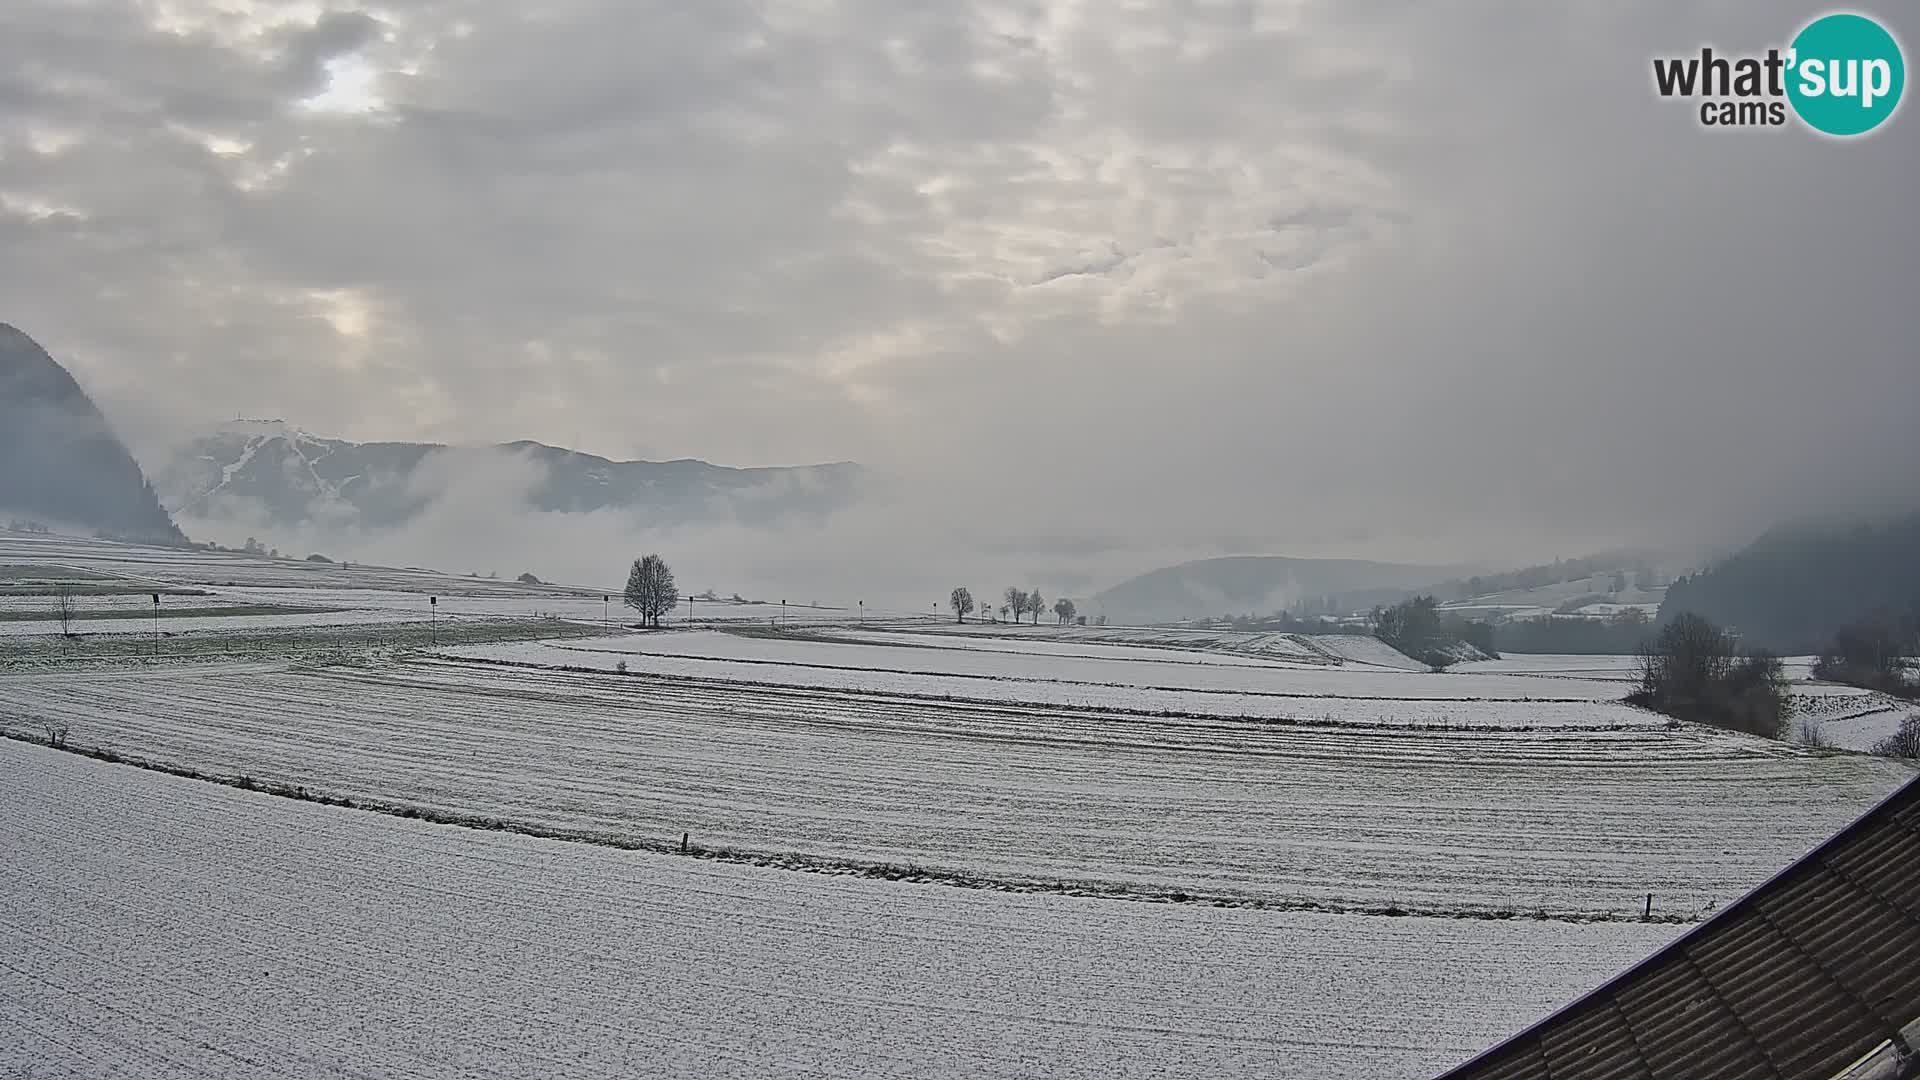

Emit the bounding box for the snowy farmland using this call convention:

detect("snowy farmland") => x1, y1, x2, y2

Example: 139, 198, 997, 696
2, 652, 1909, 918
2, 740, 1682, 1080
4, 532, 1917, 1077
476, 628, 1638, 700
451, 635, 1665, 727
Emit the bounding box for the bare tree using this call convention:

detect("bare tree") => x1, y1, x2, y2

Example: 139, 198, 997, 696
624, 554, 678, 628
997, 604, 1010, 622
1054, 598, 1076, 625
950, 587, 975, 623
54, 587, 74, 637
41, 721, 69, 749
1004, 587, 1026, 624
1870, 714, 1920, 758
1026, 588, 1044, 625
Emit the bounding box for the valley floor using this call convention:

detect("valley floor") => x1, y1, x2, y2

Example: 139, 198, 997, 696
2, 740, 1676, 1080
4, 532, 1915, 1078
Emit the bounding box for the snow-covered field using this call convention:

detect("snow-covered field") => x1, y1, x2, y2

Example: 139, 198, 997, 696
6, 532, 1918, 1075
0, 740, 1680, 1080
1790, 688, 1916, 751
481, 630, 1635, 701
457, 635, 1662, 727
0, 534, 933, 644
3, 656, 1907, 918
0, 606, 431, 638
812, 627, 1334, 668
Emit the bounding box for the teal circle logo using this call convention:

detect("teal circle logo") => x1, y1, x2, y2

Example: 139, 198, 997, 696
1787, 13, 1905, 136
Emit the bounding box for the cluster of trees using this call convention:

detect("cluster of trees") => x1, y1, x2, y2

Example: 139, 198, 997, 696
1371, 595, 1495, 669
948, 586, 1078, 625
1628, 613, 1789, 738
1811, 615, 1919, 699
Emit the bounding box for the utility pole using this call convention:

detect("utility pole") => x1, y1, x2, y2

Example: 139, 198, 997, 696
781, 599, 786, 630
430, 596, 437, 646
859, 599, 864, 625
603, 594, 609, 630
151, 593, 159, 656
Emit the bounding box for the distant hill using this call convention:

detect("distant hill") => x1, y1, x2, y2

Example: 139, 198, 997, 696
1659, 512, 1920, 654
1090, 555, 1465, 624
0, 324, 185, 543
157, 421, 864, 532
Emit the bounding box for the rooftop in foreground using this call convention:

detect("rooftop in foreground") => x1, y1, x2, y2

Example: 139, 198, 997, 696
1438, 773, 1920, 1080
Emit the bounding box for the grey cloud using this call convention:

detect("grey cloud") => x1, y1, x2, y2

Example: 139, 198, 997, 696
2, 0, 1915, 601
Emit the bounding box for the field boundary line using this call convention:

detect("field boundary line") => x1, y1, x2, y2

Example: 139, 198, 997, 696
0, 728, 1696, 926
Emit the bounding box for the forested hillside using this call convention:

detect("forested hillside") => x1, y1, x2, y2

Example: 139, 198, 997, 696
1659, 513, 1920, 654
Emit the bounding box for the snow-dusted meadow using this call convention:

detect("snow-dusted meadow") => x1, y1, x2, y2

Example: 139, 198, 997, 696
470, 629, 1636, 700
1, 740, 1681, 1080
3, 532, 1915, 1077
452, 634, 1664, 727
3, 652, 1908, 918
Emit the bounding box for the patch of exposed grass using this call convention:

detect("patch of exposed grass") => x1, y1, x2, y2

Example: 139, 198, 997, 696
0, 604, 344, 622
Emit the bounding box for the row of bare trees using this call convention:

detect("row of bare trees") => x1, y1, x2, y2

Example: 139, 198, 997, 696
947, 587, 1076, 625
625, 558, 1085, 632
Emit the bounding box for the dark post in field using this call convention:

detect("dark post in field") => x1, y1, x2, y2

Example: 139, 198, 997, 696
680, 831, 689, 854
151, 592, 159, 655
429, 595, 437, 646
1644, 893, 1653, 921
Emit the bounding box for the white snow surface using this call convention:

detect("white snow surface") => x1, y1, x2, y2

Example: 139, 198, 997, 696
822, 627, 1335, 668
458, 636, 1662, 728
492, 630, 1634, 701
0, 739, 1681, 1080
1302, 633, 1433, 669
1791, 689, 1916, 751
3, 657, 1908, 917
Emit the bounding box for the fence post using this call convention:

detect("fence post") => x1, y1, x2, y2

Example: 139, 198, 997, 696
1644, 893, 1653, 921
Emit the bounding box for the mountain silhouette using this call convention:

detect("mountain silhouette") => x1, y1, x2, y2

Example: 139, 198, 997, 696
0, 323, 185, 542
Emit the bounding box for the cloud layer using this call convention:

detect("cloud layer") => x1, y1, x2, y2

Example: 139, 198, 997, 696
4, 0, 1915, 596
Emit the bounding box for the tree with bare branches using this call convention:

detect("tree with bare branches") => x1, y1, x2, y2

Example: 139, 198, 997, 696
623, 554, 678, 628
949, 587, 975, 623
53, 587, 74, 637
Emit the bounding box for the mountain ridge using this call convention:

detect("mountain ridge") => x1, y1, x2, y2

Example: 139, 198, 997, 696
159, 420, 865, 532
0, 323, 186, 543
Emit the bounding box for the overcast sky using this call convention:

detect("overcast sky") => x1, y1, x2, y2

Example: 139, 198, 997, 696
3, 0, 1915, 581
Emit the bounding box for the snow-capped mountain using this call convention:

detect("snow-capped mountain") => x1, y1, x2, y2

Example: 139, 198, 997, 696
156, 421, 864, 532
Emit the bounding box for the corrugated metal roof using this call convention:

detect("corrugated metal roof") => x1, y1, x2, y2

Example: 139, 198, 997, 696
1437, 774, 1920, 1080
